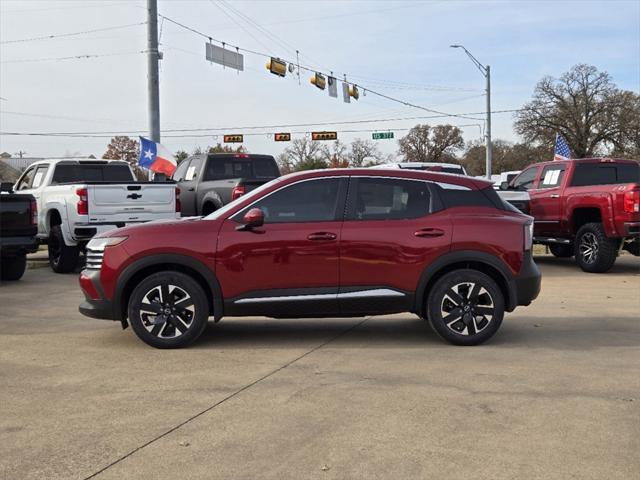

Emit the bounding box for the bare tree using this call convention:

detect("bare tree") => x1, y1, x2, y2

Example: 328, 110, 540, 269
461, 139, 552, 176
398, 124, 464, 162
514, 64, 639, 158
349, 138, 382, 167
278, 138, 327, 172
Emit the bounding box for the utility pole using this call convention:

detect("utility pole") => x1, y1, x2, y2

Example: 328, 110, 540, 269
147, 0, 160, 143
485, 65, 492, 179
450, 45, 492, 179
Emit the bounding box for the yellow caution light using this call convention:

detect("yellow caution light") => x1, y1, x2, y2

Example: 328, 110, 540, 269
311, 131, 338, 141
274, 133, 291, 142
349, 85, 359, 100
266, 57, 287, 77
310, 72, 326, 90
224, 135, 244, 143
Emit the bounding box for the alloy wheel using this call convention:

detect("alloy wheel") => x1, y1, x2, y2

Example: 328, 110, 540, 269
440, 282, 495, 336
139, 284, 195, 338
578, 232, 599, 264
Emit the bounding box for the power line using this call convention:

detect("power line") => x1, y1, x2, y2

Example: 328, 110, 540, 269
158, 14, 483, 122
0, 109, 522, 138
0, 22, 147, 45
0, 51, 146, 64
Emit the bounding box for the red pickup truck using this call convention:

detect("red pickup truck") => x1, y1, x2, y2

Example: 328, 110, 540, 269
503, 158, 639, 273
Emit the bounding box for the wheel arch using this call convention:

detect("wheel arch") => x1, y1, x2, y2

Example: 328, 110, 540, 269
115, 254, 223, 322
200, 191, 223, 215
415, 250, 517, 315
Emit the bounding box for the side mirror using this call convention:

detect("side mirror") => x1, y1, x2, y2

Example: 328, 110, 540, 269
237, 208, 264, 231
499, 181, 510, 191
1, 182, 14, 193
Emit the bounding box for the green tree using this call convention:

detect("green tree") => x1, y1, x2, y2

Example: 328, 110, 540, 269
175, 150, 189, 164
102, 136, 145, 179
514, 64, 640, 158
398, 124, 464, 162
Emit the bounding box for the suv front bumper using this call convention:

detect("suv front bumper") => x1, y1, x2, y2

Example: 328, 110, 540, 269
78, 269, 119, 321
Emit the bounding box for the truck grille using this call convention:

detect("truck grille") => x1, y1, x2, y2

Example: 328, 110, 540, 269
85, 248, 104, 270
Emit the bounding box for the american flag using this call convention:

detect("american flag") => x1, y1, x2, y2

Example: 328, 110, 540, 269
554, 134, 571, 161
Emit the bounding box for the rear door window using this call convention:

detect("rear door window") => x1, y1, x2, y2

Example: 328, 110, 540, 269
347, 177, 431, 220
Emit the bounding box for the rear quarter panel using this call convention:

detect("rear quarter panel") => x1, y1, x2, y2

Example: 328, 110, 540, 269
449, 207, 525, 275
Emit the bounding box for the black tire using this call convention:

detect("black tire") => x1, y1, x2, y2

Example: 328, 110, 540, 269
1, 254, 27, 281
48, 225, 79, 273
201, 202, 217, 216
574, 223, 619, 273
426, 269, 504, 346
128, 271, 209, 348
549, 243, 573, 258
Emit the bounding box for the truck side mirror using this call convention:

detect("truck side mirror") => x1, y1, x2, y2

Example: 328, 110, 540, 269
1, 182, 14, 193
499, 181, 510, 191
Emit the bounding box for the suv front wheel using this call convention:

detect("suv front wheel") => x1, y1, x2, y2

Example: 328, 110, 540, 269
426, 269, 504, 346
128, 271, 210, 348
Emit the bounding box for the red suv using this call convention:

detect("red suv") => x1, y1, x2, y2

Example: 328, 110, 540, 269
79, 169, 541, 348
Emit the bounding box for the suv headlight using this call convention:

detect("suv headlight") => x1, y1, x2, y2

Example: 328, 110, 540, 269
86, 236, 128, 252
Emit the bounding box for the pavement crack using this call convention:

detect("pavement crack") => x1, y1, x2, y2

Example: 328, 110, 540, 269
82, 316, 370, 480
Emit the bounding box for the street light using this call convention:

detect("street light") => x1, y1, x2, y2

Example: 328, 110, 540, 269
450, 44, 492, 179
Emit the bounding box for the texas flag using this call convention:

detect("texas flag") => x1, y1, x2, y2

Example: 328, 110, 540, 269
138, 136, 177, 176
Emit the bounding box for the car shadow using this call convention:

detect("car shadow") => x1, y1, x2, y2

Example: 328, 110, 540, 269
192, 314, 640, 351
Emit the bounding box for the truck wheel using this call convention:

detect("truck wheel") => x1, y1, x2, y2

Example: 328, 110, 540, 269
574, 223, 619, 273
426, 269, 504, 346
128, 271, 209, 349
48, 225, 79, 273
1, 254, 27, 281
549, 244, 573, 258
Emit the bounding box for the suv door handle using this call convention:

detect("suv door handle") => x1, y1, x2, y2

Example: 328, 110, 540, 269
187, 187, 195, 192
550, 194, 560, 198
414, 228, 445, 238
307, 232, 337, 241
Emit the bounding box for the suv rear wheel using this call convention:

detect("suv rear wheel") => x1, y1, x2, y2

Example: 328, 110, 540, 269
426, 269, 504, 346
128, 271, 209, 348
574, 222, 619, 273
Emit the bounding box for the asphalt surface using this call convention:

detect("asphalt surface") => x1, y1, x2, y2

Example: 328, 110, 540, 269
1, 255, 639, 480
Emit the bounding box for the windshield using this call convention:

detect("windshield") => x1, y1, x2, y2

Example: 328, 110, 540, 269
203, 177, 284, 220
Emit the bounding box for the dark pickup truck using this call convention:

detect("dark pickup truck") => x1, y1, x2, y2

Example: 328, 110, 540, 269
172, 153, 280, 216
501, 158, 639, 273
0, 183, 38, 280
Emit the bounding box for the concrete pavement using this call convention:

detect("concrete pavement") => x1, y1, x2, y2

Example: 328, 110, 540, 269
1, 255, 639, 479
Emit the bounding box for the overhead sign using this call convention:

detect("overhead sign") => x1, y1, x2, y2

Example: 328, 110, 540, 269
372, 132, 394, 140
205, 42, 244, 71
312, 131, 337, 141
274, 133, 291, 142
328, 76, 337, 98
342, 82, 351, 103
224, 134, 243, 143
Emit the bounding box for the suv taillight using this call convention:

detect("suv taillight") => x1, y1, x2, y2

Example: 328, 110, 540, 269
175, 187, 181, 213
231, 184, 246, 200
76, 188, 88, 215
524, 222, 533, 251
30, 199, 37, 225
623, 189, 640, 213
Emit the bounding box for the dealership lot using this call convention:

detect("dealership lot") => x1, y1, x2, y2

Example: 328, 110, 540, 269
1, 255, 639, 480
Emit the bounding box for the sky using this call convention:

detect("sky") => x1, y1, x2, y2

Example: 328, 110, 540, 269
1, 0, 639, 160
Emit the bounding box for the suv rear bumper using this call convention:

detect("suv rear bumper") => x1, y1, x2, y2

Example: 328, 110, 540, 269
513, 250, 541, 307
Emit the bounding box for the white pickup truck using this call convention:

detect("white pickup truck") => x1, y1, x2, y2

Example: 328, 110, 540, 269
14, 159, 179, 273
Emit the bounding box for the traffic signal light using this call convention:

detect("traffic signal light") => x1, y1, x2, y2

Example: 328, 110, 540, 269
349, 85, 359, 100
224, 134, 243, 143
310, 72, 326, 90
274, 133, 291, 142
311, 131, 338, 141
266, 57, 287, 77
